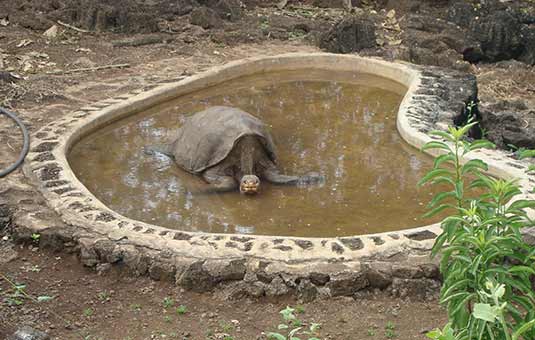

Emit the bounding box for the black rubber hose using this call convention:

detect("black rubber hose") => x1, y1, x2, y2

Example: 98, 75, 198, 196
0, 107, 30, 178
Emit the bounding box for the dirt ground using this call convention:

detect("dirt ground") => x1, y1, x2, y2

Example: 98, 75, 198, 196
1, 246, 445, 340
1, 0, 534, 339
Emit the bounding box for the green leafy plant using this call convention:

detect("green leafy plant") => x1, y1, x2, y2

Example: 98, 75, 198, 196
30, 233, 40, 244
83, 308, 94, 317
420, 123, 535, 339
176, 305, 187, 315
265, 306, 321, 340
163, 297, 174, 308
385, 321, 397, 338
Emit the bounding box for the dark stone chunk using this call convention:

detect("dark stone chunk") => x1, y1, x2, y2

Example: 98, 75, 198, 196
230, 236, 253, 243
44, 180, 69, 188
519, 25, 535, 65
470, 11, 523, 62
313, 0, 350, 8
32, 141, 58, 153
331, 242, 345, 254
297, 279, 318, 302
133, 225, 143, 232
272, 239, 284, 244
479, 101, 535, 149
339, 237, 364, 250
67, 202, 84, 210
174, 232, 193, 240
35, 132, 48, 139
319, 15, 376, 53
225, 241, 238, 248
446, 2, 477, 28
118, 221, 129, 228
273, 245, 293, 252
309, 272, 330, 286
0, 201, 11, 231
52, 187, 74, 195
190, 7, 223, 29
32, 152, 55, 162
327, 273, 368, 296
177, 261, 216, 292
95, 212, 117, 222
293, 239, 313, 250
243, 242, 253, 252
59, 0, 159, 33
370, 236, 385, 245
9, 326, 50, 340
404, 230, 437, 241
39, 163, 61, 181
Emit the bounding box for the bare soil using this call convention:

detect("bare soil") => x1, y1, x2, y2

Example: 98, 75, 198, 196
1, 245, 445, 340
0, 0, 533, 339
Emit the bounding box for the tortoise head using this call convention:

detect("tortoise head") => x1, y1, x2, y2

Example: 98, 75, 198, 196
240, 175, 260, 195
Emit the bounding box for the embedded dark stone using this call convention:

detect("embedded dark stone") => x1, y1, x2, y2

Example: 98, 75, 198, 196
190, 7, 223, 29
133, 226, 143, 232
225, 241, 238, 248
95, 212, 117, 222
331, 242, 345, 254
0, 201, 11, 231
44, 180, 69, 188
519, 24, 535, 65
293, 239, 313, 250
309, 272, 330, 286
446, 1, 477, 28
404, 230, 437, 241
149, 260, 177, 282
273, 245, 293, 252
365, 263, 393, 289
230, 236, 253, 243
243, 242, 253, 252
33, 152, 55, 162
52, 187, 74, 195
370, 236, 385, 245
470, 11, 523, 62
327, 272, 367, 296
297, 279, 318, 302
173, 232, 192, 240
67, 202, 84, 210
39, 164, 61, 181
144, 228, 155, 234
32, 142, 58, 152
272, 239, 284, 244
319, 15, 376, 53
35, 132, 48, 139
479, 100, 535, 149
339, 237, 364, 250
177, 261, 216, 291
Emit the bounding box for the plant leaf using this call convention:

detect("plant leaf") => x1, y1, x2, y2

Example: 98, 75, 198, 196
472, 303, 498, 323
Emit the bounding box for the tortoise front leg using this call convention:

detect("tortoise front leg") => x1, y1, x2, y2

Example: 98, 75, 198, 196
262, 166, 324, 186
200, 168, 239, 193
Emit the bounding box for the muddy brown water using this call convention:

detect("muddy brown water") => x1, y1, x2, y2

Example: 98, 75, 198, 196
69, 69, 448, 237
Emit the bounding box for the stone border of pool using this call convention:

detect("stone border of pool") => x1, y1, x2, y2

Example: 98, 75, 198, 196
22, 53, 535, 299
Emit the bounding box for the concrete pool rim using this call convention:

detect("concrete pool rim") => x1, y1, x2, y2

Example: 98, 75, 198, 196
22, 53, 535, 297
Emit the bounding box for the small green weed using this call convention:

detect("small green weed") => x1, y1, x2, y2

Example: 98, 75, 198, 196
176, 305, 187, 315
83, 308, 94, 317
265, 306, 321, 340
163, 297, 174, 308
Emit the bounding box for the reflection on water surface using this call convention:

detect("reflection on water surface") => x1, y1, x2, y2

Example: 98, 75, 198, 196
69, 70, 445, 237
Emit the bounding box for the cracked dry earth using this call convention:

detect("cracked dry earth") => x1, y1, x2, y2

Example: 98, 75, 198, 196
0, 29, 448, 339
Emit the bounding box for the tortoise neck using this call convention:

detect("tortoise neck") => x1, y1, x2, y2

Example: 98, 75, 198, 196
240, 135, 256, 175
